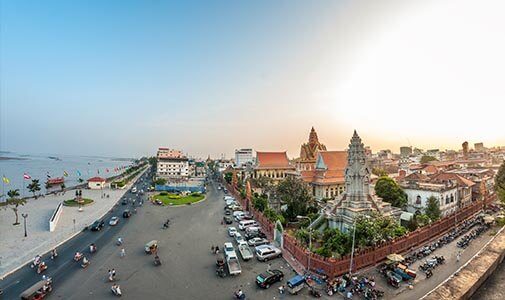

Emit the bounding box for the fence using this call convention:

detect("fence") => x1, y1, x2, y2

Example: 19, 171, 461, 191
226, 182, 497, 278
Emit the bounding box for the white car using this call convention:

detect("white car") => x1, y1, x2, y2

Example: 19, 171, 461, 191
109, 216, 119, 226
234, 232, 245, 244
224, 242, 236, 257
255, 244, 282, 262
228, 227, 238, 237
248, 237, 269, 247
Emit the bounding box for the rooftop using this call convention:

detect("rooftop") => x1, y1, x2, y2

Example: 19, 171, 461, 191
256, 151, 293, 169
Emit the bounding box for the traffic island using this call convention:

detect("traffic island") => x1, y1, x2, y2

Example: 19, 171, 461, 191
63, 198, 94, 206
152, 192, 204, 206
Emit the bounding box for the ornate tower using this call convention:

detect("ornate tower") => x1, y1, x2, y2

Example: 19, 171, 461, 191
345, 130, 371, 201
308, 127, 319, 148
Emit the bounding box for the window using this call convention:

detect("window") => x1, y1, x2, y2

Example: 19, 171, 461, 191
445, 196, 449, 205
450, 194, 454, 203
416, 195, 421, 205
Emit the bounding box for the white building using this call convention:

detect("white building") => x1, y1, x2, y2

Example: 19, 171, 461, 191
87, 177, 106, 189
234, 148, 253, 167
157, 157, 189, 179
157, 147, 183, 159
402, 182, 458, 217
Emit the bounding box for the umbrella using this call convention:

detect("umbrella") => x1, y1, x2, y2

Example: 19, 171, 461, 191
483, 215, 495, 224
387, 253, 405, 262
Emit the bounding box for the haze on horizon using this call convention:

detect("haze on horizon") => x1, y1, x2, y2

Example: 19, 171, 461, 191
1, 0, 504, 159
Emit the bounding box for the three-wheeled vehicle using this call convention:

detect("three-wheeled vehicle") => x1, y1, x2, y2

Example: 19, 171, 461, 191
20, 278, 52, 300
216, 256, 226, 277
145, 240, 158, 254
386, 271, 401, 288
287, 275, 305, 295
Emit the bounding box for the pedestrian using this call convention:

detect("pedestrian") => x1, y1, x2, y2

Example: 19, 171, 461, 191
112, 268, 116, 279
278, 285, 285, 294
456, 251, 461, 262
211, 245, 215, 253
120, 248, 126, 258
267, 263, 272, 271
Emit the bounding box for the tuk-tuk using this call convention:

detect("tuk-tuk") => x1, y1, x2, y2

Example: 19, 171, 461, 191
216, 257, 226, 277
20, 278, 52, 300
287, 275, 305, 295
145, 240, 158, 254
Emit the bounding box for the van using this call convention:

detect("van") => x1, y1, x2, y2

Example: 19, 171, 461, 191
225, 199, 236, 206
238, 220, 257, 231
224, 196, 235, 201
245, 226, 260, 234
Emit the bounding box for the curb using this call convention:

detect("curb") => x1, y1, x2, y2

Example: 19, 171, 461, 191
0, 168, 148, 280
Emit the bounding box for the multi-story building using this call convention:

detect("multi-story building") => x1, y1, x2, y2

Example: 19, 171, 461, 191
156, 147, 189, 179
400, 146, 412, 157
301, 151, 347, 200
234, 148, 254, 167
402, 181, 459, 217
474, 142, 485, 152
429, 172, 475, 207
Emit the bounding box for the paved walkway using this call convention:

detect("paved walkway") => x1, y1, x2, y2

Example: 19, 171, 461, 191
0, 170, 145, 279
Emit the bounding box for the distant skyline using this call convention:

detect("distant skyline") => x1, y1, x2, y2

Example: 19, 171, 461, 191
1, 0, 504, 159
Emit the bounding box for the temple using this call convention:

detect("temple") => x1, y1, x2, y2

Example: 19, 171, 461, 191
297, 127, 327, 171
327, 130, 401, 232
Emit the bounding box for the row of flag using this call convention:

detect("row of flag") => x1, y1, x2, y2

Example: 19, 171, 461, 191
2, 165, 130, 185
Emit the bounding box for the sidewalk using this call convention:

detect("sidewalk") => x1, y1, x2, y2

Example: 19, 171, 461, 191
0, 169, 146, 279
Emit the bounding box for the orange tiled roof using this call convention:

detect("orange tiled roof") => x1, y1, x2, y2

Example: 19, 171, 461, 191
422, 165, 438, 174
317, 151, 347, 171
404, 172, 430, 182
256, 151, 293, 169
430, 172, 476, 187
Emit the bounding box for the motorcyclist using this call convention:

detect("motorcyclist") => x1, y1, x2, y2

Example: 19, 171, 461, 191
74, 252, 82, 260
111, 284, 122, 296
90, 243, 97, 253
81, 256, 89, 268
33, 255, 42, 266
117, 237, 123, 245
37, 261, 47, 273
234, 289, 245, 299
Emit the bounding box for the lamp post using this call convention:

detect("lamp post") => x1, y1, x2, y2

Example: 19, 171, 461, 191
349, 218, 357, 276
22, 213, 28, 237
297, 215, 312, 274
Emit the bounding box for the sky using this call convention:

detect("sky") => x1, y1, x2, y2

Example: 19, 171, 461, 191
1, 0, 504, 159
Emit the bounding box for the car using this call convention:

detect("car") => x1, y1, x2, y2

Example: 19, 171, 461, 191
109, 216, 119, 226
121, 199, 128, 205
247, 237, 269, 247
234, 232, 245, 244
223, 242, 236, 257
223, 216, 233, 224
131, 187, 137, 194
123, 210, 132, 218
256, 269, 284, 289
255, 245, 282, 262
228, 227, 238, 237
245, 231, 267, 240
90, 220, 105, 231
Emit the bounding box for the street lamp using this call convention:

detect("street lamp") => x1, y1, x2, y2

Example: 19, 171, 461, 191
22, 213, 28, 237
349, 218, 357, 276
297, 215, 312, 274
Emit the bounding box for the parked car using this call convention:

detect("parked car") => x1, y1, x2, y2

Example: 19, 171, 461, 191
245, 231, 267, 240
109, 216, 119, 226
224, 242, 236, 258
123, 209, 132, 218
228, 227, 238, 237
256, 269, 284, 289
90, 220, 105, 231
255, 245, 282, 262
247, 237, 269, 247
223, 216, 233, 224
234, 232, 245, 244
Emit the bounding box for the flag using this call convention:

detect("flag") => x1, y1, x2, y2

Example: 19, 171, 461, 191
106, 168, 109, 173
2, 175, 9, 184
23, 173, 31, 180
97, 169, 100, 174
63, 171, 69, 177
77, 170, 82, 177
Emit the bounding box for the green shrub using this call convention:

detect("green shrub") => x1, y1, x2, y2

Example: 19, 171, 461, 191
160, 192, 168, 196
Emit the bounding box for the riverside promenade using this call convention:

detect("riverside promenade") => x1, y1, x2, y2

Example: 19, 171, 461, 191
0, 169, 146, 279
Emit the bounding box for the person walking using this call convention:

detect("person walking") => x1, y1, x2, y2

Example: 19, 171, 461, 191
267, 262, 272, 272
456, 251, 461, 262
120, 248, 126, 258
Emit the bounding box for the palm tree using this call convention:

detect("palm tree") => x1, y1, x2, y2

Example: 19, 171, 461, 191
27, 179, 41, 198
7, 189, 25, 225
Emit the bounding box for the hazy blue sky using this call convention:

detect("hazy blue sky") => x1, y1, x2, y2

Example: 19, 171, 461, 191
1, 0, 504, 158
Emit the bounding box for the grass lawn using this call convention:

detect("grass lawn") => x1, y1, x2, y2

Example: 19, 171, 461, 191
153, 193, 204, 206
63, 198, 94, 206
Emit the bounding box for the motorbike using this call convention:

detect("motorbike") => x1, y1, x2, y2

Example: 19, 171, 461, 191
90, 244, 97, 254
74, 252, 83, 261
116, 239, 123, 246
111, 285, 122, 297
309, 287, 322, 298
233, 291, 245, 300
31, 256, 42, 268
154, 255, 162, 266
425, 269, 433, 278
37, 262, 48, 274
51, 249, 58, 260
81, 258, 90, 268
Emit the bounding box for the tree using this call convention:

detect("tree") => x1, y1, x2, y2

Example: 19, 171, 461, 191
27, 179, 41, 198
372, 168, 388, 177
154, 178, 167, 186
420, 155, 438, 164
374, 176, 407, 208
276, 177, 312, 221
253, 195, 268, 212
224, 172, 233, 184
7, 189, 25, 225
495, 161, 505, 205
425, 196, 441, 221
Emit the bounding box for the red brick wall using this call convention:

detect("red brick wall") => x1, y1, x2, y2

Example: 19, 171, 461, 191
225, 182, 496, 278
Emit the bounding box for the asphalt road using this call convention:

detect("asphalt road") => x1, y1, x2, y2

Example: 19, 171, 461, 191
48, 179, 315, 299
0, 169, 153, 300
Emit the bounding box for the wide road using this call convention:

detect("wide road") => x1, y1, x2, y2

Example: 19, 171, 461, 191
49, 179, 310, 299
0, 169, 153, 299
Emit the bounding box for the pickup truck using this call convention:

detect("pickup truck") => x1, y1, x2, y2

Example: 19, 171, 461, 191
237, 241, 253, 261
226, 252, 242, 275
